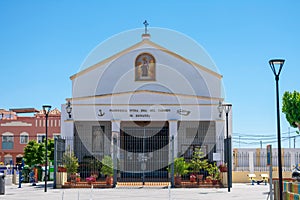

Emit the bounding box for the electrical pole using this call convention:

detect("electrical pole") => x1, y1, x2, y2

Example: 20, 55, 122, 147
288, 127, 291, 148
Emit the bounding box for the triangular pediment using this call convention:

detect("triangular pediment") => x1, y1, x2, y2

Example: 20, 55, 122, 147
70, 38, 222, 80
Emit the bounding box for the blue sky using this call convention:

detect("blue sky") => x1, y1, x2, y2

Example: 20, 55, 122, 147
0, 1, 299, 148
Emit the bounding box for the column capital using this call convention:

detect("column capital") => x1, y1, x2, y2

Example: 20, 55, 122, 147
111, 120, 121, 133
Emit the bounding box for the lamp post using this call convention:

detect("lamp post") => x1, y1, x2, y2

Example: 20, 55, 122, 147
269, 59, 285, 200
43, 105, 51, 192
66, 101, 72, 119
218, 102, 232, 192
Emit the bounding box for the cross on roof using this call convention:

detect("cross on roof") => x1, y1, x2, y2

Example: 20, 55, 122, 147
143, 20, 149, 34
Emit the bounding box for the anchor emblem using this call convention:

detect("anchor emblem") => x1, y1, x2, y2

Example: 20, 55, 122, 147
98, 109, 105, 117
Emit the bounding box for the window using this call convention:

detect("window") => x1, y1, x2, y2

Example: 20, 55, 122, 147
4, 155, 12, 165
20, 132, 29, 144
92, 126, 105, 153
2, 133, 14, 150
37, 134, 46, 143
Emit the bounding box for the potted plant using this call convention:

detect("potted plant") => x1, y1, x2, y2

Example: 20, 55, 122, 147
172, 157, 189, 185
81, 156, 102, 179
207, 163, 220, 185
76, 173, 81, 182
86, 173, 97, 184
205, 175, 212, 183
62, 149, 79, 183
189, 147, 208, 184
58, 166, 67, 172
189, 174, 196, 183
218, 163, 227, 172
101, 155, 113, 185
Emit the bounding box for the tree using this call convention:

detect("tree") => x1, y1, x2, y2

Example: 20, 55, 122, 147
23, 139, 54, 167
23, 140, 45, 167
282, 91, 300, 130
47, 139, 55, 161
62, 147, 79, 174
190, 147, 209, 174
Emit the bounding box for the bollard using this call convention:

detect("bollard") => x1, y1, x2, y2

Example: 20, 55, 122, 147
0, 173, 5, 195
18, 170, 22, 188
90, 184, 93, 200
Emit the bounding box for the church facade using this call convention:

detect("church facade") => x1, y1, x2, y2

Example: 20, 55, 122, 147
61, 30, 231, 182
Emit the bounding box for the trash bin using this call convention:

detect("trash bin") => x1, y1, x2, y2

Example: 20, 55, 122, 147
0, 173, 5, 195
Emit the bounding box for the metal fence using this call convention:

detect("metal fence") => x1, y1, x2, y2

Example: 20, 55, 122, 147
233, 150, 300, 172
54, 121, 226, 186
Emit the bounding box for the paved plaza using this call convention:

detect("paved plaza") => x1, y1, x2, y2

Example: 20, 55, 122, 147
1, 182, 270, 200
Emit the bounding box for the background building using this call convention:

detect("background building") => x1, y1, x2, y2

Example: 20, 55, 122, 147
0, 108, 61, 165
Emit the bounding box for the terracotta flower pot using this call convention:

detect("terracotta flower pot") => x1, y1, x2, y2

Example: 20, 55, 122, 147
212, 180, 219, 185
197, 174, 203, 183
106, 176, 113, 185
190, 174, 196, 183
220, 166, 228, 172
205, 177, 212, 183
175, 176, 182, 185
58, 166, 67, 172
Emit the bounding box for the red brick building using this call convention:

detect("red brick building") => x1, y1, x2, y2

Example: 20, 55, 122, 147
0, 108, 61, 165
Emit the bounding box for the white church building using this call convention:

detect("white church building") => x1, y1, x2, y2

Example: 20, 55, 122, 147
60, 28, 232, 181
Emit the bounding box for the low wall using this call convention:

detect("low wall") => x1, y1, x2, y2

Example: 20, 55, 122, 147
273, 181, 300, 200
232, 171, 292, 183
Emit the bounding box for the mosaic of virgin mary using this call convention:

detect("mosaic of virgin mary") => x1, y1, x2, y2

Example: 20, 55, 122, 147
135, 53, 156, 81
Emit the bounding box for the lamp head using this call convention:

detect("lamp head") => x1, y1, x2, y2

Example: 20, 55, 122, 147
218, 101, 224, 117
66, 101, 72, 118
269, 59, 285, 76
223, 104, 232, 114
42, 105, 51, 115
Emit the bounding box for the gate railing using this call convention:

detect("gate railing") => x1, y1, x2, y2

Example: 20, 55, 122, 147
54, 134, 225, 187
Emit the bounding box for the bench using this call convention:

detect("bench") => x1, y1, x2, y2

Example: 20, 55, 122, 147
248, 174, 268, 185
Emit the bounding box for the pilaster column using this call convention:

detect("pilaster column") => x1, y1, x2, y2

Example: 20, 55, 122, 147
62, 119, 74, 150
111, 120, 120, 186
111, 120, 121, 157
169, 120, 178, 159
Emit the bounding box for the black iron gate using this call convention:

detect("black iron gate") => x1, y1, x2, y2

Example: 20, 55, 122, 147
53, 137, 65, 188
120, 126, 169, 182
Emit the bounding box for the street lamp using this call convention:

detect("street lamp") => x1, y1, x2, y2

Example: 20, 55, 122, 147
66, 100, 72, 119
43, 105, 51, 192
218, 101, 232, 192
269, 59, 285, 200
